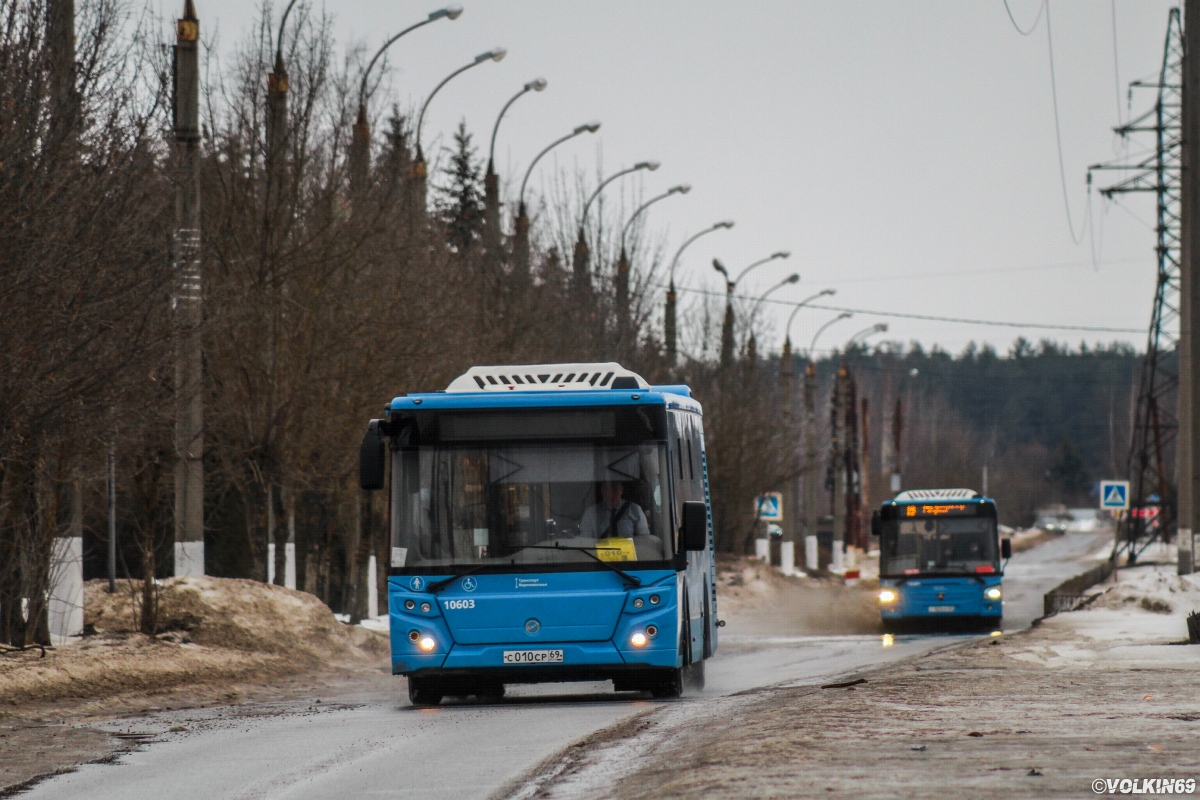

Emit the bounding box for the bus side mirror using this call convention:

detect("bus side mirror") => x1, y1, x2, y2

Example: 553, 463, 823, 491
870, 510, 881, 537
1001, 538, 1012, 560
359, 420, 385, 491
681, 501, 708, 551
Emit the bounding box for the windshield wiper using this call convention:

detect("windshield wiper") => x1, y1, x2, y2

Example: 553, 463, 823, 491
426, 563, 495, 593
521, 543, 642, 588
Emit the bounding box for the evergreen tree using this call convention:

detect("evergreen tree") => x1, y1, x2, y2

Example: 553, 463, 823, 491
435, 120, 485, 253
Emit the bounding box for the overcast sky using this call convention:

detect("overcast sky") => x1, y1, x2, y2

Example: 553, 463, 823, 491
183, 0, 1179, 357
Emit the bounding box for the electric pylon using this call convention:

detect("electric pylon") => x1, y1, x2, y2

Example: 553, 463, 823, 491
1090, 8, 1184, 564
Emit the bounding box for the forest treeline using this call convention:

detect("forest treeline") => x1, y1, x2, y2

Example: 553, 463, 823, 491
1, 1, 1147, 646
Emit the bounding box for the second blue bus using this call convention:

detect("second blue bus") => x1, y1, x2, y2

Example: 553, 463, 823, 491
872, 489, 1012, 633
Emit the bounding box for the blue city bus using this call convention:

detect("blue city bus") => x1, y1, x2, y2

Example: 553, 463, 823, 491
359, 363, 720, 706
871, 489, 1012, 633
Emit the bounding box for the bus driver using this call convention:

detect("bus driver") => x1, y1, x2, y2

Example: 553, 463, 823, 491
579, 481, 650, 539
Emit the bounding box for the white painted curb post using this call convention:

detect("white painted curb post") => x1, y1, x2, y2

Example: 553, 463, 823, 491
754, 538, 770, 561
831, 543, 844, 574
367, 555, 378, 619
780, 541, 796, 575
267, 543, 276, 585
805, 535, 818, 571
49, 537, 84, 645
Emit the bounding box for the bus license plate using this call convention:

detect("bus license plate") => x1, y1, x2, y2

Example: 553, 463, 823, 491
928, 605, 955, 613
502, 649, 564, 664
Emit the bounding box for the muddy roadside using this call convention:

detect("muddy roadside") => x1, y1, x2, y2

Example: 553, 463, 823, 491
0, 577, 392, 794
501, 563, 1200, 800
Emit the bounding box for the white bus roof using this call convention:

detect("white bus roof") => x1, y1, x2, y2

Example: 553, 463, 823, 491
446, 363, 651, 393
894, 489, 980, 501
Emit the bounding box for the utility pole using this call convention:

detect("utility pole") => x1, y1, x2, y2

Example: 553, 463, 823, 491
780, 338, 798, 574
891, 398, 903, 494
804, 360, 818, 570
1179, 0, 1200, 575
665, 285, 678, 366
830, 363, 847, 573
615, 248, 631, 355
173, 0, 204, 577
860, 396, 870, 546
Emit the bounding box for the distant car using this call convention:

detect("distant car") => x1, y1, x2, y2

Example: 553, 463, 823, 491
1034, 517, 1068, 534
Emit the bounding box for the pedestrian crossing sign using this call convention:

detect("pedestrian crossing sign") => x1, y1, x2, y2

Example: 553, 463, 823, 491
1099, 480, 1129, 510
755, 493, 783, 521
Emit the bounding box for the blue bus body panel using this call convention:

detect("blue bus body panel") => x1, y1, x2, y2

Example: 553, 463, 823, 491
388, 388, 702, 415
388, 571, 681, 675
880, 575, 1003, 620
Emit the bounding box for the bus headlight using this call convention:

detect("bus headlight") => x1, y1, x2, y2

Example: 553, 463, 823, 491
418, 636, 436, 652
878, 589, 898, 604
984, 587, 1002, 601
630, 632, 648, 648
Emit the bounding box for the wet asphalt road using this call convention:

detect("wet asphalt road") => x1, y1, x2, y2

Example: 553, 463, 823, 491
25, 532, 1108, 800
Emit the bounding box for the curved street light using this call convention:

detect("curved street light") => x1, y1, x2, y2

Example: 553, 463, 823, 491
785, 289, 837, 345
518, 121, 601, 213
488, 77, 547, 173
810, 312, 852, 357
664, 219, 733, 367
357, 6, 463, 114
581, 161, 660, 228
715, 251, 791, 294
749, 273, 801, 322
846, 323, 888, 351
668, 221, 734, 285
620, 184, 690, 253
415, 47, 506, 161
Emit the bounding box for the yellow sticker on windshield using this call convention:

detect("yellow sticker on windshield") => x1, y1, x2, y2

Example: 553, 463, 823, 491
596, 537, 638, 562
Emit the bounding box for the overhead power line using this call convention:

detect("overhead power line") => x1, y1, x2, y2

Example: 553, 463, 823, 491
1003, 0, 1046, 36
661, 283, 1145, 334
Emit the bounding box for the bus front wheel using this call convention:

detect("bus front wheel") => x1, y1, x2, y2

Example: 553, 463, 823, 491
408, 676, 444, 707
650, 667, 684, 699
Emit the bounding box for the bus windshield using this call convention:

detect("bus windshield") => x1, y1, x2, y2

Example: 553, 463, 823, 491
390, 442, 673, 571
880, 516, 998, 577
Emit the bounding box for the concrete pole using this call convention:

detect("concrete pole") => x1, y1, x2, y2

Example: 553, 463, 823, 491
107, 441, 116, 592
861, 396, 871, 547
484, 165, 503, 264
831, 363, 847, 573
173, 0, 204, 577
804, 360, 818, 571
512, 203, 530, 277
665, 283, 678, 366
720, 294, 735, 370
285, 489, 297, 590
616, 247, 631, 354
781, 338, 798, 574
267, 52, 288, 228
350, 105, 370, 202
572, 232, 590, 306
1178, 0, 1200, 575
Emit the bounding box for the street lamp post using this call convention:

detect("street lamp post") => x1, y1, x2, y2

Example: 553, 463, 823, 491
834, 324, 885, 557
713, 251, 790, 368
802, 312, 851, 572
573, 161, 659, 304
511, 121, 601, 275
664, 220, 734, 365
744, 273, 800, 364
614, 184, 689, 351
778, 289, 836, 574
484, 78, 546, 254
350, 5, 463, 197
411, 47, 507, 216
